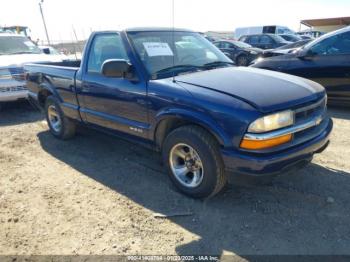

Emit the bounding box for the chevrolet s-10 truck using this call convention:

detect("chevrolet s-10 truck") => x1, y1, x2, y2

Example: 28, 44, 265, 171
25, 28, 333, 198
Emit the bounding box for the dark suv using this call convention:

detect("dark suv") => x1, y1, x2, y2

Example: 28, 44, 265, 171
239, 34, 291, 49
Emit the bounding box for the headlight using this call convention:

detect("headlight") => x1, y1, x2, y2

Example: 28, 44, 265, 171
250, 51, 258, 55
248, 110, 294, 133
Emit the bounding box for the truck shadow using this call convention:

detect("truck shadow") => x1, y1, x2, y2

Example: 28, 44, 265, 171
37, 128, 350, 256
0, 101, 43, 126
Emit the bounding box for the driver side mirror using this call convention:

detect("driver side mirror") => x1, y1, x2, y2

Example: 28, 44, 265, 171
101, 59, 134, 79
297, 49, 315, 60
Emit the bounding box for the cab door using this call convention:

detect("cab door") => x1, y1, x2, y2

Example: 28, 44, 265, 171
77, 33, 149, 139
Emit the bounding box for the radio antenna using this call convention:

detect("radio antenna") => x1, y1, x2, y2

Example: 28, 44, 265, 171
172, 0, 176, 83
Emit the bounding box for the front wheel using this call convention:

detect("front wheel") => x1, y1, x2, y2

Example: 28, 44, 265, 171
236, 55, 249, 66
162, 125, 227, 198
45, 96, 76, 140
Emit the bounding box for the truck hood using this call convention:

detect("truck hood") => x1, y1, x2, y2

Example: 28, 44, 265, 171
0, 53, 63, 67
175, 67, 325, 113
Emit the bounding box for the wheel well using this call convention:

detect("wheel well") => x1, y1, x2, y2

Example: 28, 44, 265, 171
236, 53, 247, 61
155, 117, 222, 151
38, 89, 52, 108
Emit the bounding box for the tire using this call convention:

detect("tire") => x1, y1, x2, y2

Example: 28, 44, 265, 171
162, 125, 227, 198
236, 55, 249, 66
45, 96, 76, 140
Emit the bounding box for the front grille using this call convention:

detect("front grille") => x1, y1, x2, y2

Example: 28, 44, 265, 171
292, 96, 328, 146
0, 86, 27, 92
0, 67, 25, 81
295, 97, 326, 125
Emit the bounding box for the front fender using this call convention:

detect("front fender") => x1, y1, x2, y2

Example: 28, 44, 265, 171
154, 108, 232, 148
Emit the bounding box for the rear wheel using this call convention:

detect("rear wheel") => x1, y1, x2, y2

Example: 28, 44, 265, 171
162, 125, 227, 198
45, 96, 76, 140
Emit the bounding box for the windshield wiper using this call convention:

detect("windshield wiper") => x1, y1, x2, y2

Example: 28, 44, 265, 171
153, 62, 234, 79
153, 64, 203, 78
202, 61, 235, 69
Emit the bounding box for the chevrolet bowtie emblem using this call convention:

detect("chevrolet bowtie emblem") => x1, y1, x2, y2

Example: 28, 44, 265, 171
315, 116, 323, 126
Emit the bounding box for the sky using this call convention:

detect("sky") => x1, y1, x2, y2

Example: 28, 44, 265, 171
1, 0, 350, 43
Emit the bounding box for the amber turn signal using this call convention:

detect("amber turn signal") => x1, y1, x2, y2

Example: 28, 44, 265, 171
240, 134, 292, 150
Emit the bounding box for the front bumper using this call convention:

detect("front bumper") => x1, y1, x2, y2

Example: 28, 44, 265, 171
0, 77, 28, 102
222, 118, 333, 176
0, 90, 28, 102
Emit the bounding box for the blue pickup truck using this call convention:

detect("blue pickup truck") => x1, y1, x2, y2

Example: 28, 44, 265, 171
25, 28, 333, 198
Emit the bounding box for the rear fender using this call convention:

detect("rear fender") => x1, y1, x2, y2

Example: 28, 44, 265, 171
37, 81, 62, 109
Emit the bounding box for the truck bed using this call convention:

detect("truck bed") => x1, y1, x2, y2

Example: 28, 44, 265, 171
25, 60, 81, 119
32, 60, 81, 68
24, 60, 80, 83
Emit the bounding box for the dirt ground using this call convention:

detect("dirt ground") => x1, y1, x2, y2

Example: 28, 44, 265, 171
0, 101, 350, 257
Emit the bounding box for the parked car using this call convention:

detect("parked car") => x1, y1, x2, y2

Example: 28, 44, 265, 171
39, 45, 70, 61
239, 34, 291, 49
262, 39, 312, 58
198, 32, 217, 43
279, 34, 303, 43
0, 33, 63, 109
213, 40, 262, 66
26, 28, 332, 198
39, 45, 60, 55
205, 36, 217, 43
235, 25, 294, 39
251, 26, 350, 106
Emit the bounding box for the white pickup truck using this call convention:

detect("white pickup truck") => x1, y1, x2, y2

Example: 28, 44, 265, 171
0, 33, 64, 109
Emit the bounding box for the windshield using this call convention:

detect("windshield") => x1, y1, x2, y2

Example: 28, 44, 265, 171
127, 31, 232, 79
0, 36, 42, 55
232, 41, 252, 48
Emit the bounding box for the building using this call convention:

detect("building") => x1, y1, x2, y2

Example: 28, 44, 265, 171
300, 16, 350, 33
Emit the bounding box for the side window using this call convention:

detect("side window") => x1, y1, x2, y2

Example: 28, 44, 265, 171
222, 42, 234, 49
260, 35, 272, 44
309, 32, 350, 55
214, 42, 222, 48
87, 33, 128, 73
249, 36, 259, 45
